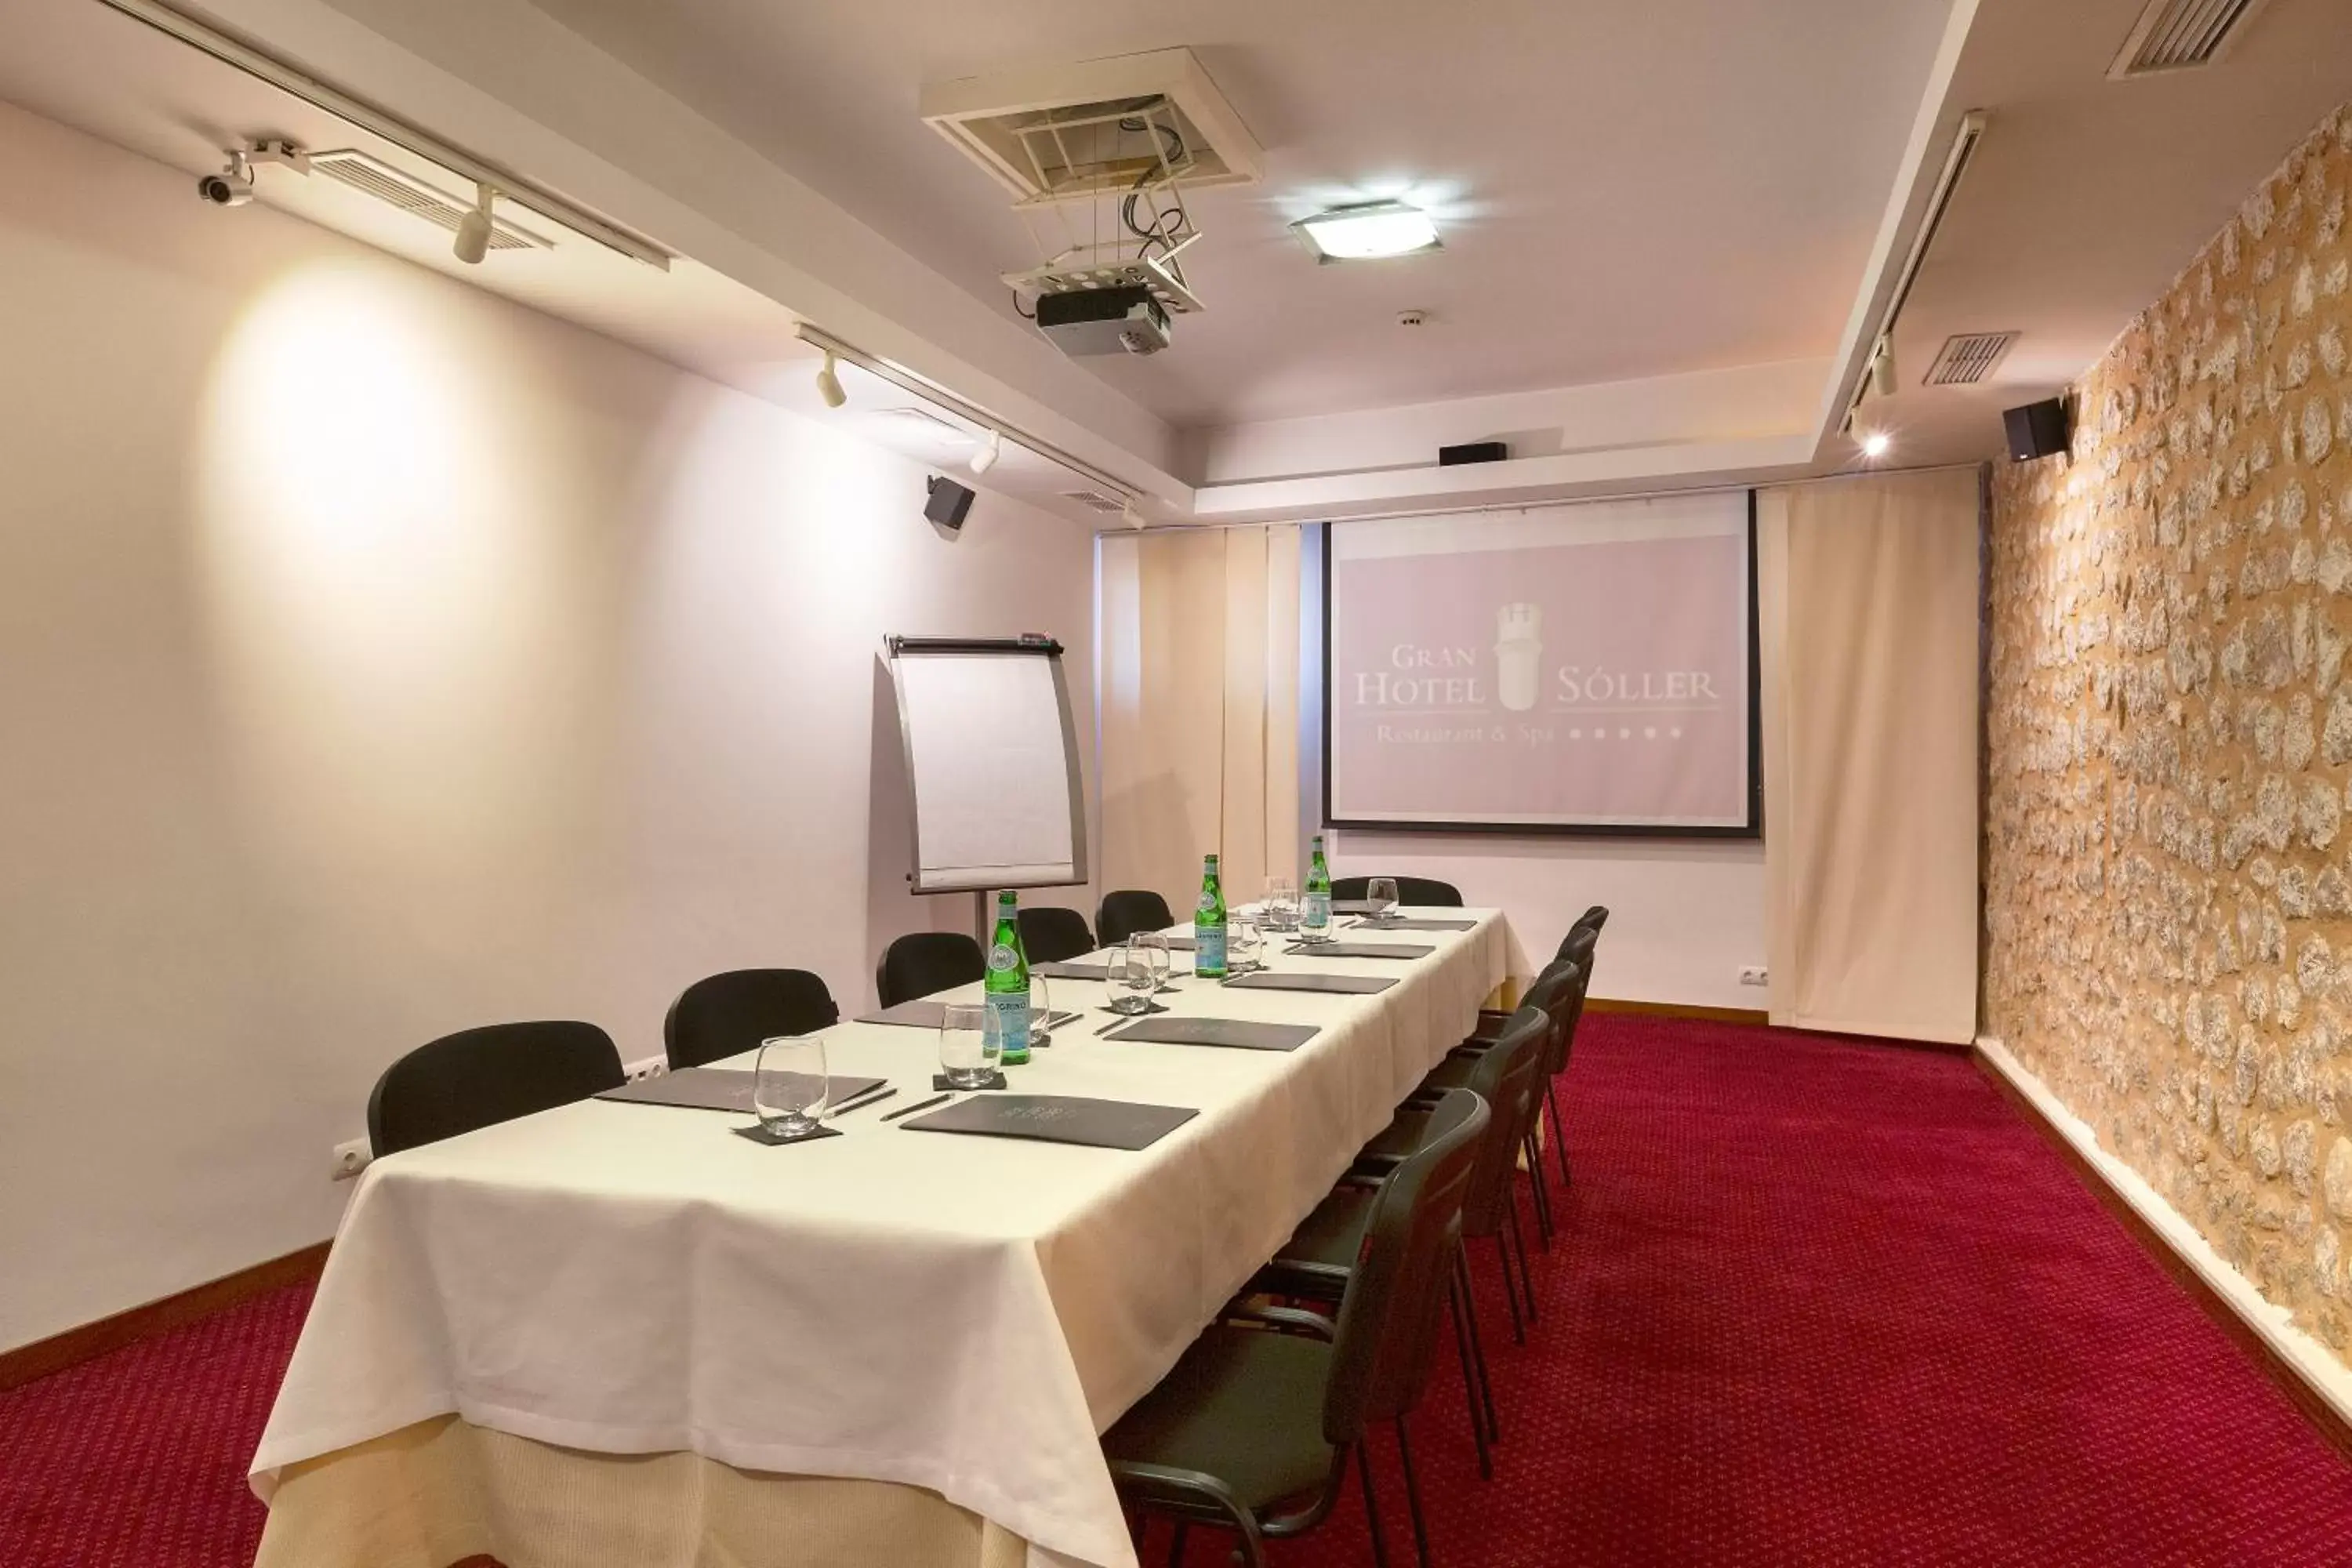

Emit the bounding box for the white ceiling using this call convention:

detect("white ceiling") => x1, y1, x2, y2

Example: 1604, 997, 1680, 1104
520, 0, 1965, 429
4, 0, 2350, 518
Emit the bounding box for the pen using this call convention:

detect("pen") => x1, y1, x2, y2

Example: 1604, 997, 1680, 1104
826, 1086, 896, 1120
883, 1091, 953, 1123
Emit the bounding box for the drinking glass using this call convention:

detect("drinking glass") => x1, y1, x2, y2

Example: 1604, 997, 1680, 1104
1366, 877, 1400, 924
1229, 912, 1263, 974
1133, 930, 1174, 992
753, 1035, 831, 1138
938, 1000, 997, 1088
1102, 946, 1156, 1014
1029, 970, 1054, 1047
1262, 877, 1298, 932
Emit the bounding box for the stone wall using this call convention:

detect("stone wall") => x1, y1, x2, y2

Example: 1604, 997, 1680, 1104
1987, 104, 2352, 1344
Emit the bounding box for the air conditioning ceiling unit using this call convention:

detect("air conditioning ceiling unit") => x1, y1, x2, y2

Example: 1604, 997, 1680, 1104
920, 48, 1263, 209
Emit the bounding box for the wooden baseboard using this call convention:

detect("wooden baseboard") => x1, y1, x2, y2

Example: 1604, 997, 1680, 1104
0, 1240, 330, 1392
1974, 1042, 2352, 1464
1584, 996, 1770, 1026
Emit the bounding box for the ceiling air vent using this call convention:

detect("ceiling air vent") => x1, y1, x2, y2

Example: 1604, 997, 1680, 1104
1062, 490, 1127, 514
921, 48, 1263, 208
310, 149, 551, 251
1925, 331, 2019, 386
2108, 0, 2273, 78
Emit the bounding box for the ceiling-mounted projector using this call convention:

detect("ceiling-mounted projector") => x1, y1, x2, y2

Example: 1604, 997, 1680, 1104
1036, 285, 1171, 356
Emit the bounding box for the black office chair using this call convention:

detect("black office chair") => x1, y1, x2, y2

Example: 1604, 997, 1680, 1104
1330, 876, 1465, 908
1455, 956, 1587, 1240
1098, 889, 1176, 946
875, 931, 985, 1007
1263, 1007, 1551, 1482
1561, 905, 1610, 951
367, 1021, 624, 1158
1105, 1089, 1488, 1568
1018, 906, 1095, 964
663, 969, 840, 1072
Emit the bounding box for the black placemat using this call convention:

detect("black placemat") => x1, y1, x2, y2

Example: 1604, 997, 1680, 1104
900, 1094, 1199, 1151
1279, 942, 1436, 960
1221, 972, 1398, 996
1102, 1016, 1321, 1051
731, 1122, 843, 1148
856, 1000, 1078, 1030
599, 1069, 885, 1114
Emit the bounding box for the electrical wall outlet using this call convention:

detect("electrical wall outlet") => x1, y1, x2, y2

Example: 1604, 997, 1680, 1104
331, 1138, 371, 1181
622, 1054, 668, 1083
1738, 965, 1769, 987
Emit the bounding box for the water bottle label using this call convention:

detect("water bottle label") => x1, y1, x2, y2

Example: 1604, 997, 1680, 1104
988, 942, 1018, 973
1195, 926, 1227, 973
1303, 891, 1331, 929
986, 990, 1029, 1060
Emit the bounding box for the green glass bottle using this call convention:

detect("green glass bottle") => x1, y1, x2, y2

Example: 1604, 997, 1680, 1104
1302, 833, 1334, 940
985, 889, 1032, 1065
1193, 854, 1229, 978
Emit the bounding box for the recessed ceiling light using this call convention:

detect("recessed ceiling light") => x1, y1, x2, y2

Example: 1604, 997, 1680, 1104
1859, 430, 1892, 459
1294, 200, 1441, 262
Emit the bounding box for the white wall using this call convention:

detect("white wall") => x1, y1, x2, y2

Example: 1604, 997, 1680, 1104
0, 101, 1096, 1352
1327, 832, 1767, 1009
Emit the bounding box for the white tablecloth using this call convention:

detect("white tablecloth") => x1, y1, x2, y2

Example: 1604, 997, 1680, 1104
252, 911, 1508, 1568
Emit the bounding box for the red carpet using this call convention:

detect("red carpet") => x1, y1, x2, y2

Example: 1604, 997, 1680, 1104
9, 1015, 2352, 1566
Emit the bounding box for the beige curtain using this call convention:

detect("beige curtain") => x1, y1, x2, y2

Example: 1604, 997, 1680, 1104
1098, 526, 1301, 913
1759, 467, 1981, 1044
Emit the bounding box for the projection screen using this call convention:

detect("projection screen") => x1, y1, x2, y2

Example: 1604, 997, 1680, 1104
1325, 491, 1758, 834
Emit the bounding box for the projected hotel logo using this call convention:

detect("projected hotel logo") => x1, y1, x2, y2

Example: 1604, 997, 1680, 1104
1494, 602, 1542, 712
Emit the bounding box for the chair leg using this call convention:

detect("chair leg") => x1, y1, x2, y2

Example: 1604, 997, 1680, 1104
1396, 1417, 1432, 1568
1546, 1079, 1572, 1186
1358, 1442, 1392, 1568
1449, 1266, 1493, 1478
1523, 1134, 1555, 1248
1491, 1233, 1526, 1345
1454, 1247, 1501, 1446
1166, 1520, 1188, 1567
1507, 1189, 1540, 1327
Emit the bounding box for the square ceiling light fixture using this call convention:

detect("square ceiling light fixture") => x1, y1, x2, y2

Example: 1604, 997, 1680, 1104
1293, 200, 1441, 262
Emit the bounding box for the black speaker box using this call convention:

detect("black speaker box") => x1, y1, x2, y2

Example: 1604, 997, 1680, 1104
924, 475, 976, 531
1439, 440, 1509, 466
2002, 397, 2071, 463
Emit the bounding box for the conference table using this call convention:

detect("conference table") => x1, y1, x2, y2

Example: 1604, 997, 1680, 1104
250, 910, 1511, 1568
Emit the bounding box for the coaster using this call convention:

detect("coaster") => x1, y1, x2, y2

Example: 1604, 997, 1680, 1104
730, 1121, 844, 1147
934, 1070, 1009, 1091
1096, 1000, 1171, 1018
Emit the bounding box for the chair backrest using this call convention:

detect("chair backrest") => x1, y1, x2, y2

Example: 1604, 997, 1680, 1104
1449, 1004, 1555, 1237
1329, 876, 1464, 908
1556, 916, 1602, 970
1567, 905, 1610, 941
1323, 1087, 1489, 1440
875, 931, 985, 1008
664, 969, 840, 1072
368, 1021, 623, 1157
1097, 889, 1176, 946
1552, 931, 1596, 1069
1018, 906, 1095, 964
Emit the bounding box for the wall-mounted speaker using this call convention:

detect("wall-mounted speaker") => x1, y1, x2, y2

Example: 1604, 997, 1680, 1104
924, 475, 976, 532
2002, 397, 2071, 463
1439, 440, 1509, 466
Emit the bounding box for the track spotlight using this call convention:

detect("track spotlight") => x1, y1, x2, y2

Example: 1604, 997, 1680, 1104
453, 181, 495, 264
1859, 430, 1892, 459
1869, 339, 1896, 399
969, 429, 1001, 476
815, 350, 847, 409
